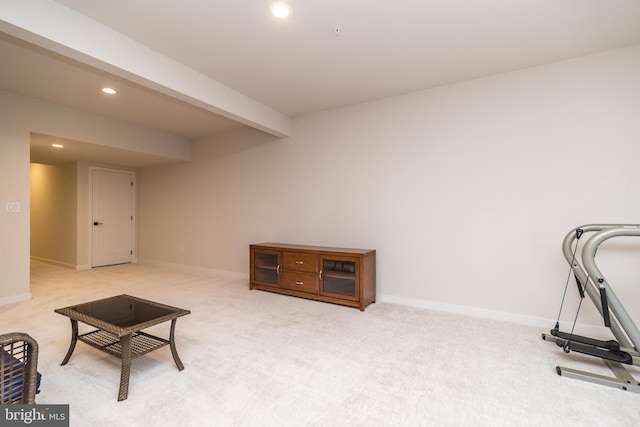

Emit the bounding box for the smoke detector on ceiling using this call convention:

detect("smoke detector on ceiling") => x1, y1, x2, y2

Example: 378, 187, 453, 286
332, 25, 343, 36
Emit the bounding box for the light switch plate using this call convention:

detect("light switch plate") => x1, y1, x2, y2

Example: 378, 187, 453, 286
6, 202, 21, 213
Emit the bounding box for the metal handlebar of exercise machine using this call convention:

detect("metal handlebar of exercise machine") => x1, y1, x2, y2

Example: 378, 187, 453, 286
542, 224, 640, 393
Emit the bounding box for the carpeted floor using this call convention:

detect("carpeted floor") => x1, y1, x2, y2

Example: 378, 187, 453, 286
1, 261, 639, 426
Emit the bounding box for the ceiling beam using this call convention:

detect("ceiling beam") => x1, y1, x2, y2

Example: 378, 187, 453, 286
0, 0, 291, 137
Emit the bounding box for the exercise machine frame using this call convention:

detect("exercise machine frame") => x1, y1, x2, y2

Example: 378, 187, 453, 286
542, 224, 640, 393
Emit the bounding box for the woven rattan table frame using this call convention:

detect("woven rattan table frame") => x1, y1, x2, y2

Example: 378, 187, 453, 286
55, 294, 190, 401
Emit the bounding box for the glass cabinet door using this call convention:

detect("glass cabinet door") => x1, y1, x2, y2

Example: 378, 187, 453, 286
252, 249, 280, 287
320, 256, 358, 300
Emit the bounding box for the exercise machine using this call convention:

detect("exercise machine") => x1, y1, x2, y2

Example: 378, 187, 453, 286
542, 224, 640, 392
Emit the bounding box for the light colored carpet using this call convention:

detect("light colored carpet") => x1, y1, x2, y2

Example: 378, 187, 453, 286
2, 261, 638, 426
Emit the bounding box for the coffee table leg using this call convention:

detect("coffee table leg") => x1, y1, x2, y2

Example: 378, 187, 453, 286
118, 334, 132, 401
61, 319, 78, 365
169, 319, 185, 371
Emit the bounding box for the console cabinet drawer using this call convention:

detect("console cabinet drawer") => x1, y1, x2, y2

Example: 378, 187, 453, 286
282, 252, 318, 273
282, 271, 318, 294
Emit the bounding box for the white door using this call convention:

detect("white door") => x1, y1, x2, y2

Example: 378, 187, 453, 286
91, 169, 135, 267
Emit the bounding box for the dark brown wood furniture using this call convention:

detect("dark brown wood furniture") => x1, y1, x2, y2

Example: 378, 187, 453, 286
250, 243, 376, 311
55, 294, 190, 401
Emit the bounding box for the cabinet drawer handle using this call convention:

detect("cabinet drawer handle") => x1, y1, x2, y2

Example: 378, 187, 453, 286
295, 261, 304, 264
319, 270, 323, 279
295, 281, 304, 285
277, 265, 280, 274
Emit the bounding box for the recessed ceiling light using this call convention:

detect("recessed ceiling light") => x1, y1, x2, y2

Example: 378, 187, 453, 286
51, 144, 64, 148
102, 87, 117, 95
269, 2, 291, 19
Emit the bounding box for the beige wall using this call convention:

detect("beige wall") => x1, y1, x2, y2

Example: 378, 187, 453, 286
2, 45, 640, 328
30, 162, 78, 268
138, 44, 640, 327
0, 90, 190, 305
0, 123, 30, 303
29, 161, 138, 270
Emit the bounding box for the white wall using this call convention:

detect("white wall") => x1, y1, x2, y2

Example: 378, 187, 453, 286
139, 45, 640, 327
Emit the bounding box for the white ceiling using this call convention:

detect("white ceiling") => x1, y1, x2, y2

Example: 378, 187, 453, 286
0, 33, 246, 138
2, 0, 640, 166
29, 133, 181, 168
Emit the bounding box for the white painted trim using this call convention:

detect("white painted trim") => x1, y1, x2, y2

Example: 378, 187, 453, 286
30, 256, 76, 270
131, 263, 605, 337
114, 260, 608, 337
377, 293, 611, 338
71, 253, 616, 338
137, 258, 247, 280
0, 293, 31, 307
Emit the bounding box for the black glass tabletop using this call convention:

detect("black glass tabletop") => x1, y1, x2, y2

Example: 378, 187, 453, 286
55, 294, 189, 334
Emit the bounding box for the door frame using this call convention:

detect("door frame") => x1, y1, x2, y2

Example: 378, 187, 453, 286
87, 166, 136, 268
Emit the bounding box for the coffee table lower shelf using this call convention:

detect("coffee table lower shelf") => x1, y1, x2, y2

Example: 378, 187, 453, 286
78, 330, 170, 359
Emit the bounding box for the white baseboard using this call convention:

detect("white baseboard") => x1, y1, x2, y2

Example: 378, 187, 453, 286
30, 256, 77, 270
0, 293, 31, 307
377, 293, 610, 337
137, 258, 248, 280
31, 259, 132, 271
97, 259, 611, 337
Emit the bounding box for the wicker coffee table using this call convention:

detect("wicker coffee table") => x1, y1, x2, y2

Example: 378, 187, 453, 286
55, 294, 190, 401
